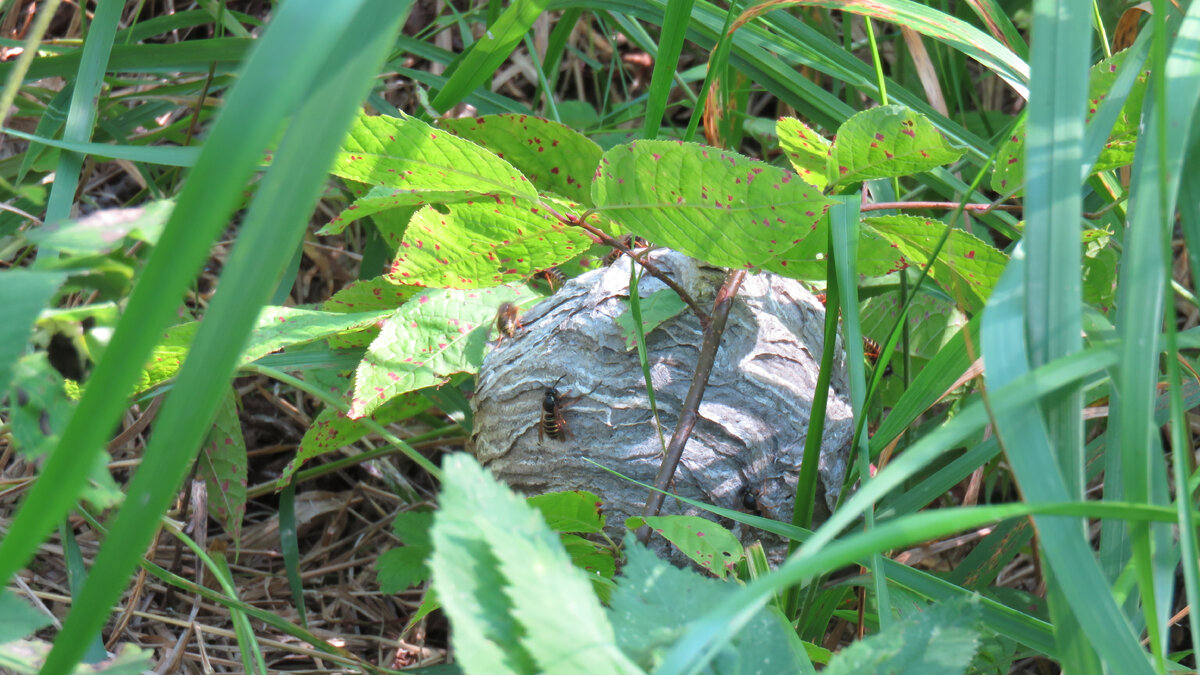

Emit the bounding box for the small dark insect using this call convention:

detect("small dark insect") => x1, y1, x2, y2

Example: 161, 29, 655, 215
539, 377, 583, 442
539, 267, 566, 290
494, 302, 522, 342
741, 487, 759, 512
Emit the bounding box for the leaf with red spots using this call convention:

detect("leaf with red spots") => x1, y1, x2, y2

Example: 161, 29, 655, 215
829, 106, 964, 188
777, 117, 832, 191
321, 112, 538, 234
197, 387, 247, 549
625, 515, 743, 580
321, 277, 422, 348
439, 114, 603, 206
862, 215, 1008, 313
138, 307, 392, 394
386, 198, 593, 289
991, 49, 1148, 193
278, 385, 430, 488
349, 285, 538, 418
592, 140, 832, 272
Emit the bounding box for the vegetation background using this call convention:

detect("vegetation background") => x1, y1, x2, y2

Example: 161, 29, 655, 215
1, 0, 1199, 673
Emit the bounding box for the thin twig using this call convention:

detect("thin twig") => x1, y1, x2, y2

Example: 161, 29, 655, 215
636, 269, 747, 544
544, 205, 711, 324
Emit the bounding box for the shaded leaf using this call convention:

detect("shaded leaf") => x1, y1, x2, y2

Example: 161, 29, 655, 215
527, 490, 607, 534
608, 539, 810, 672
823, 596, 982, 675
197, 388, 248, 548
140, 306, 391, 393
626, 515, 743, 580
614, 289, 687, 351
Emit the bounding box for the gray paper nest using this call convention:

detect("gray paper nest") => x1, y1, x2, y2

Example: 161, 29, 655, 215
469, 250, 854, 557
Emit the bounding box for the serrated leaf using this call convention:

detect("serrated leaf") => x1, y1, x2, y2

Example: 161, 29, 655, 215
608, 539, 810, 672
320, 277, 421, 349
140, 306, 391, 393
431, 454, 639, 674
376, 546, 432, 594
1085, 50, 1147, 172
614, 289, 687, 352
349, 286, 537, 418
387, 198, 593, 289
0, 591, 53, 642
861, 287, 967, 363
993, 50, 1149, 192
439, 114, 603, 205
777, 117, 832, 191
277, 389, 429, 486
626, 515, 743, 580
527, 491, 607, 534
829, 106, 964, 187
823, 596, 982, 675
593, 140, 832, 273
321, 113, 538, 234
862, 216, 1008, 313
23, 200, 174, 254
197, 388, 248, 548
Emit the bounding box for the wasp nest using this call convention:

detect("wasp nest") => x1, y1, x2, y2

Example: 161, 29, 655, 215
470, 251, 854, 556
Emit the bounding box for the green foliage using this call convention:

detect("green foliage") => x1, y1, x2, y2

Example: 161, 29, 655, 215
822, 596, 983, 675
4, 0, 1200, 672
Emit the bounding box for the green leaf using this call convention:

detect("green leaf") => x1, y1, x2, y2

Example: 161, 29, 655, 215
626, 515, 743, 580
9, 354, 121, 510
377, 546, 432, 594
593, 140, 833, 273
197, 388, 248, 548
614, 289, 687, 351
322, 112, 539, 234
1085, 50, 1148, 173
777, 116, 832, 191
387, 199, 593, 289
0, 641, 152, 674
527, 491, 607, 534
140, 306, 392, 393
0, 270, 67, 394
862, 216, 1008, 313
0, 591, 53, 642
829, 106, 964, 187
438, 114, 603, 205
349, 286, 537, 418
23, 201, 174, 255
278, 389, 429, 485
431, 454, 638, 674
823, 597, 983, 675
609, 540, 811, 672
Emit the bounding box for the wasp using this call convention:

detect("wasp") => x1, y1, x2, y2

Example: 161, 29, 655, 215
602, 234, 648, 266
539, 377, 585, 442
538, 267, 566, 291
494, 302, 522, 343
